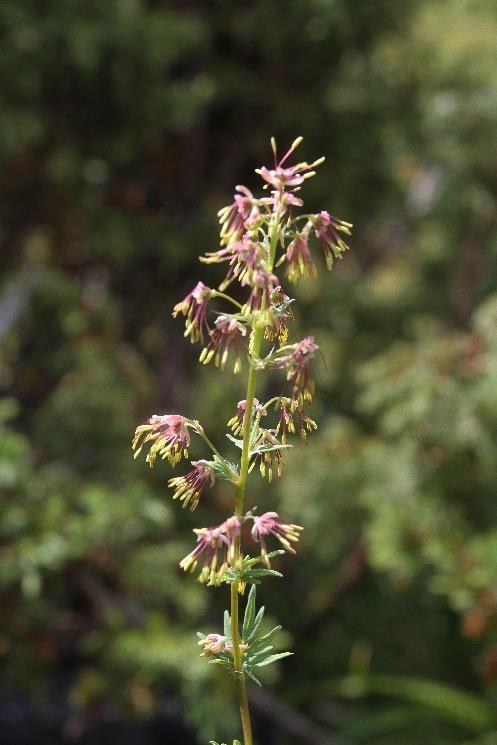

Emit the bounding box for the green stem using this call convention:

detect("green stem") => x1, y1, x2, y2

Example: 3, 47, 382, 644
230, 217, 279, 745
212, 289, 244, 311
231, 582, 253, 745
235, 331, 264, 517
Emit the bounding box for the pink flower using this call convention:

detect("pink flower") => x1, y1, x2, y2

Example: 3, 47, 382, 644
310, 211, 352, 270
172, 281, 213, 343
277, 336, 319, 403
168, 461, 215, 510
286, 233, 317, 283
227, 398, 265, 436
251, 511, 303, 566
132, 414, 190, 467
218, 185, 261, 246
199, 314, 247, 373
198, 633, 227, 656
256, 137, 323, 192
179, 516, 241, 585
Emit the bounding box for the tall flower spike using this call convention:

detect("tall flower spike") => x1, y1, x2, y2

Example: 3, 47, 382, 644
251, 511, 303, 567
132, 414, 190, 467
172, 281, 213, 343
168, 460, 215, 511
199, 314, 247, 373
179, 517, 241, 585
310, 211, 352, 270
132, 138, 353, 745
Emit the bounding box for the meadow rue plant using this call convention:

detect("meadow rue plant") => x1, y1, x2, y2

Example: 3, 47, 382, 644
132, 137, 352, 745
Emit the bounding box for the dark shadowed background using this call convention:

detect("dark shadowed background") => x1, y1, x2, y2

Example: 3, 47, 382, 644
2, 1, 497, 744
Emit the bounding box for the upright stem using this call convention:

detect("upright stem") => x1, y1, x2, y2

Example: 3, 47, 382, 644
230, 326, 263, 745
231, 582, 253, 745
230, 218, 279, 745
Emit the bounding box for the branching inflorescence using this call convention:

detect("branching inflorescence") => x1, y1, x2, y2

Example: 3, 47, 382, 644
132, 137, 352, 745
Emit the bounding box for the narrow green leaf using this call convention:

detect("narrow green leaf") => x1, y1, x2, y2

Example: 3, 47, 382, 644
242, 585, 257, 639
226, 433, 244, 449
254, 652, 293, 667
247, 569, 283, 579
249, 625, 282, 650
247, 645, 274, 662
246, 606, 265, 642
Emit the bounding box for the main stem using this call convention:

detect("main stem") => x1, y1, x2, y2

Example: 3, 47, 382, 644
230, 218, 279, 745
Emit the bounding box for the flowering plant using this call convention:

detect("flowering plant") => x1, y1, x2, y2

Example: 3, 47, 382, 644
132, 137, 352, 744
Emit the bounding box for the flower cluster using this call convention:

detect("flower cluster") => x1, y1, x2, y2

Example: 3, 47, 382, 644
180, 516, 241, 585
227, 398, 266, 437
199, 314, 247, 373
172, 281, 213, 343
276, 336, 320, 403
132, 414, 191, 467
251, 512, 303, 567
168, 460, 214, 511
218, 185, 261, 246
252, 429, 284, 482
277, 397, 317, 443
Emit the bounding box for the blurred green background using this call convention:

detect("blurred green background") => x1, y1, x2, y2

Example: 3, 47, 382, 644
2, 1, 497, 743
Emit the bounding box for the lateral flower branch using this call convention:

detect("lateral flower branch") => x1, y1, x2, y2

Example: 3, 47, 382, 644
132, 137, 352, 745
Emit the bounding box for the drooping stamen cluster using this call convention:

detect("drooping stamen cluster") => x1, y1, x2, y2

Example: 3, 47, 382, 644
251, 429, 284, 482
311, 211, 352, 270
199, 314, 247, 373
132, 414, 191, 467
218, 185, 261, 246
228, 398, 266, 437
180, 516, 241, 585
285, 227, 317, 283
277, 398, 317, 443
203, 236, 265, 292
265, 286, 294, 346
251, 511, 303, 567
172, 281, 213, 343
168, 460, 214, 510
276, 336, 319, 403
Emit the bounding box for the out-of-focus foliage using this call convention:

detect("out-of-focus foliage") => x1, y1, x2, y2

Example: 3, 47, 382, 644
1, 0, 497, 743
